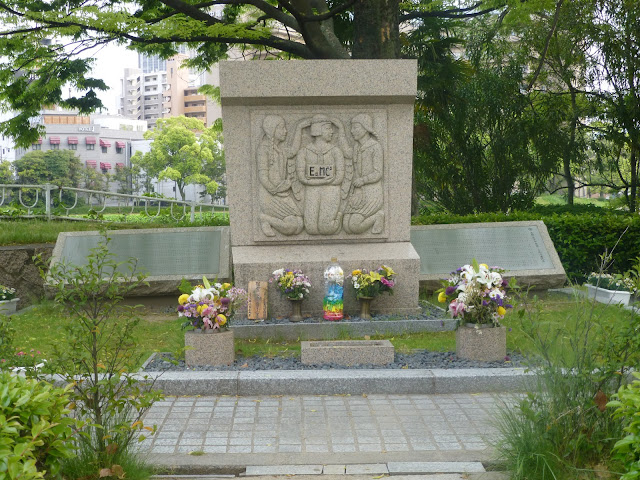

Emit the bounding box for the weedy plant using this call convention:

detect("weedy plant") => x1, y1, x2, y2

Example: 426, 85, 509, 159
609, 372, 640, 480
36, 233, 163, 480
495, 250, 640, 479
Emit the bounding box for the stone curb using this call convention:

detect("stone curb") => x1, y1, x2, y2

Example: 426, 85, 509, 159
139, 367, 534, 396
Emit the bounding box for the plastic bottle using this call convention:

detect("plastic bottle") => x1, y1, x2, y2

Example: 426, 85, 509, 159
323, 257, 344, 321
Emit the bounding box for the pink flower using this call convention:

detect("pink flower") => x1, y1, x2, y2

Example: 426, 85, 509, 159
449, 299, 466, 317
380, 277, 394, 287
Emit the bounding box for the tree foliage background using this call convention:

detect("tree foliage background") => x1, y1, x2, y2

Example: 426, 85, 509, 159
0, 0, 638, 213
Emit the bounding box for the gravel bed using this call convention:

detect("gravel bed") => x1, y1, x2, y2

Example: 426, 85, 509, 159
144, 350, 525, 372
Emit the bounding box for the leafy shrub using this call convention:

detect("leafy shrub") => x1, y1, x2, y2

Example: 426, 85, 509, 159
37, 233, 163, 475
0, 372, 76, 480
494, 284, 640, 479
609, 373, 640, 480
412, 209, 640, 281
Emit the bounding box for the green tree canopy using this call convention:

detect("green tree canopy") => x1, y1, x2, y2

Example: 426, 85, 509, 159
135, 116, 221, 201
0, 0, 554, 145
13, 149, 82, 187
0, 160, 13, 183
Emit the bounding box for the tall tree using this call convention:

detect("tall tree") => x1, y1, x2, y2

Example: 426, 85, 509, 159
0, 0, 548, 145
583, 0, 640, 212
137, 116, 218, 201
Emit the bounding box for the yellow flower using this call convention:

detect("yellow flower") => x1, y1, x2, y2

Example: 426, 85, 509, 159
222, 283, 231, 289
480, 263, 489, 269
352, 269, 362, 276
216, 314, 227, 326
497, 306, 506, 316
196, 305, 204, 314
178, 294, 190, 305
438, 292, 447, 303
369, 271, 382, 282
381, 265, 396, 276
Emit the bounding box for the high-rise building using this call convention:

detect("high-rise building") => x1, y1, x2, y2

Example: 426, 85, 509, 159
119, 53, 221, 128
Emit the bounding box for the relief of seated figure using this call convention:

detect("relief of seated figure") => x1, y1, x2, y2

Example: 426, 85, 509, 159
342, 113, 385, 234
257, 115, 306, 237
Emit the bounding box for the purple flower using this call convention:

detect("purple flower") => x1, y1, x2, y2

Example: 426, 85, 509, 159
177, 305, 184, 312
221, 297, 230, 306
506, 304, 513, 309
445, 286, 457, 295
482, 300, 489, 306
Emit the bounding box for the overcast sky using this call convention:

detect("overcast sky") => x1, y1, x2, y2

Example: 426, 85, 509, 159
85, 43, 139, 114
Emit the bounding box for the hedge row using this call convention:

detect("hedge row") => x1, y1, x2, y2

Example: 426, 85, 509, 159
412, 206, 640, 281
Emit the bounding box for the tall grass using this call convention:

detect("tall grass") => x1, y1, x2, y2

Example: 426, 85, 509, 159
494, 287, 639, 479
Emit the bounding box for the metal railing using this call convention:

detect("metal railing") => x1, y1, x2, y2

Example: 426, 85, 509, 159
0, 184, 228, 222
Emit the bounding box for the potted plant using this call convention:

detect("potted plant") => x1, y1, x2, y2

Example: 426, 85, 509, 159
438, 260, 513, 362
177, 277, 246, 366
585, 272, 636, 307
0, 285, 18, 316
349, 265, 395, 319
270, 269, 311, 322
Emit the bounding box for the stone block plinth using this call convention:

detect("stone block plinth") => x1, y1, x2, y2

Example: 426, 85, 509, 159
233, 242, 420, 317
456, 325, 506, 362
184, 329, 235, 366
301, 339, 394, 366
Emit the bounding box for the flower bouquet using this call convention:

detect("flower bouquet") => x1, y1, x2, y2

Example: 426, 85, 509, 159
350, 265, 396, 299
586, 272, 637, 294
0, 285, 16, 301
438, 260, 512, 327
270, 269, 311, 300
177, 277, 247, 331
0, 285, 19, 315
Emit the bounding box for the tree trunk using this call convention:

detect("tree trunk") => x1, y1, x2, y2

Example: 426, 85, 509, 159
353, 0, 401, 59
564, 88, 578, 205
290, 0, 350, 58
630, 144, 638, 212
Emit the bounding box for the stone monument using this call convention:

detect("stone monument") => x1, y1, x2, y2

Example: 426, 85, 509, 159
220, 60, 420, 317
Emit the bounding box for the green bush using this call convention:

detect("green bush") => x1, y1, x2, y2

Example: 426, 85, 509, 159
37, 233, 163, 474
609, 372, 640, 480
412, 208, 640, 281
0, 372, 76, 480
494, 288, 640, 478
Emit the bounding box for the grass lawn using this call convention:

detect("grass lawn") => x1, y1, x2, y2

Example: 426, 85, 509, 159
6, 290, 635, 370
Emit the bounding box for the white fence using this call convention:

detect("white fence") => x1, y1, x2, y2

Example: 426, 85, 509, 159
0, 184, 228, 222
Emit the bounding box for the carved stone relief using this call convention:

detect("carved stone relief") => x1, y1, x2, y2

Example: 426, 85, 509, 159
255, 112, 386, 238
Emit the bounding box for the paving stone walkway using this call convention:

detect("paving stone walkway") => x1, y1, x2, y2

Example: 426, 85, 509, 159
141, 393, 514, 468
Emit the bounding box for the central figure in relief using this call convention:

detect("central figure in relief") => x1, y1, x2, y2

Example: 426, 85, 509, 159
295, 115, 347, 235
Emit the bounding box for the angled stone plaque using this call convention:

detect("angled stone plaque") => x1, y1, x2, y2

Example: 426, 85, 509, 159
50, 227, 231, 295
410, 221, 566, 289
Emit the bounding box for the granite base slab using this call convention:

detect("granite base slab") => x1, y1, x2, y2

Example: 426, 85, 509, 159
232, 242, 421, 318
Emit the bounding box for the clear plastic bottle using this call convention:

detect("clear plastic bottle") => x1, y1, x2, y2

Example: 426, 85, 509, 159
323, 257, 344, 321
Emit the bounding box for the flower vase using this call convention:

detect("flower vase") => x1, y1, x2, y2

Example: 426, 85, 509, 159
184, 329, 235, 366
0, 298, 19, 316
456, 324, 506, 362
289, 299, 303, 322
358, 296, 374, 320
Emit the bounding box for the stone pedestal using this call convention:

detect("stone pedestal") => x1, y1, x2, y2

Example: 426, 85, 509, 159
220, 60, 420, 318
184, 329, 235, 366
456, 325, 506, 362
0, 298, 19, 316
233, 243, 420, 317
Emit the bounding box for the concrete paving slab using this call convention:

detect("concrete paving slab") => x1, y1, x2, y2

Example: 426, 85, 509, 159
243, 466, 323, 476
387, 462, 485, 474
344, 464, 388, 475
322, 465, 346, 475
